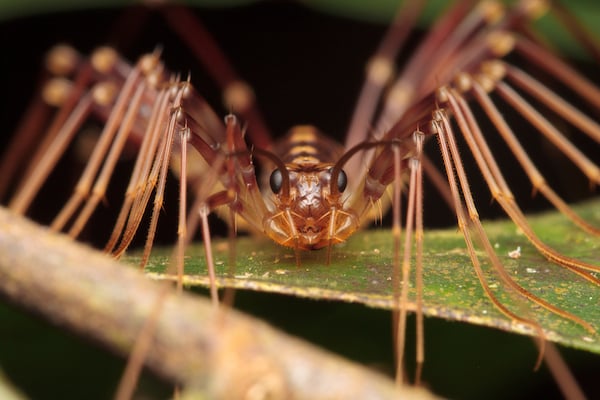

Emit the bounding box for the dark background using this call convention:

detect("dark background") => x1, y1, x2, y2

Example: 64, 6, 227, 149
0, 1, 599, 399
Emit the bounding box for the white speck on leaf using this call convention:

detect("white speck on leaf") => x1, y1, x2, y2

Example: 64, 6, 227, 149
508, 246, 521, 259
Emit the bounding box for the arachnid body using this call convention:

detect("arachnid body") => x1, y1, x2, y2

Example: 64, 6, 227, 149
1, 1, 599, 398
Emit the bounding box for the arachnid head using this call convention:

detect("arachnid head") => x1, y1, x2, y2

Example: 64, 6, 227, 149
263, 162, 358, 250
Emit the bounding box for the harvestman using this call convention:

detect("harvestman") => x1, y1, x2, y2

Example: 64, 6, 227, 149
1, 0, 600, 397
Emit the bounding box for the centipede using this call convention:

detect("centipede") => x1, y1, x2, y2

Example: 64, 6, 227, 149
1, 1, 599, 398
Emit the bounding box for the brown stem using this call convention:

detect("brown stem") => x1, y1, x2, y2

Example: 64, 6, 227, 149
0, 207, 434, 399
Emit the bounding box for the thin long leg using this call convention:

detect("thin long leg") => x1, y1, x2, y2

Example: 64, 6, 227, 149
469, 73, 600, 236
9, 71, 96, 214
114, 86, 228, 396
179, 155, 229, 307
503, 62, 600, 143
110, 80, 181, 261
169, 114, 251, 306
394, 134, 422, 385
433, 109, 548, 363
447, 85, 592, 397
219, 116, 269, 230
515, 37, 600, 110
376, 0, 485, 129
542, 340, 588, 400
343, 0, 429, 197
413, 131, 425, 386
200, 202, 219, 308
344, 0, 425, 155
138, 85, 187, 268
49, 54, 150, 233
175, 126, 190, 293
67, 79, 148, 238
161, 5, 272, 151
494, 81, 600, 184
104, 87, 171, 253
112, 134, 167, 259
436, 94, 591, 396
345, 0, 476, 193
0, 44, 83, 199
448, 85, 600, 278
391, 141, 403, 384
18, 45, 85, 163
0, 86, 52, 199
440, 87, 596, 329
220, 114, 249, 306
113, 283, 170, 400
222, 206, 238, 308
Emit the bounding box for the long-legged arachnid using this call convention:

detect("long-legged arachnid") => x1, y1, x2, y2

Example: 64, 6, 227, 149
1, 1, 600, 398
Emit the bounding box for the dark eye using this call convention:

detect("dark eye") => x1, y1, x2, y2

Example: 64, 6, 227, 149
335, 169, 348, 193
269, 168, 283, 194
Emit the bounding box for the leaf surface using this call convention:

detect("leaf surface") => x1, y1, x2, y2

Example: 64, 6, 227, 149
132, 199, 600, 355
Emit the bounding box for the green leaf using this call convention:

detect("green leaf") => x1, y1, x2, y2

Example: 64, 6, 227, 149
131, 198, 600, 355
